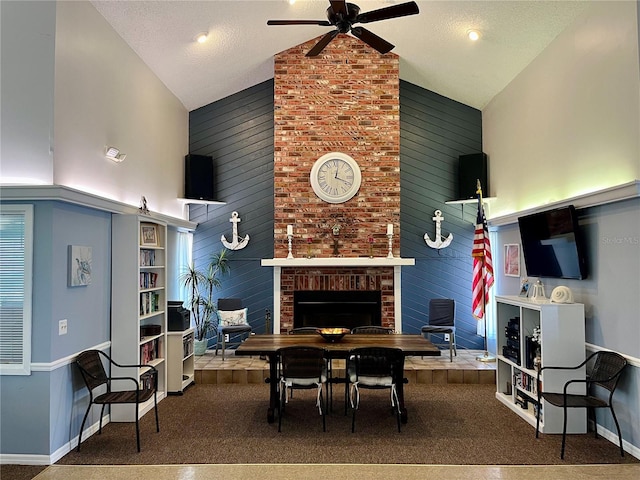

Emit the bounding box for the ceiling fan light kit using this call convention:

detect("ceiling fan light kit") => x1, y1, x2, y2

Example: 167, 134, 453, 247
268, 1, 419, 57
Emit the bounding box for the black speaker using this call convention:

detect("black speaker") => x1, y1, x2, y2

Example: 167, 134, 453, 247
185, 154, 215, 201
458, 152, 488, 200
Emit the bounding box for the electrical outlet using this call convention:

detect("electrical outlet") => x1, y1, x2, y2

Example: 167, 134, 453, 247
224, 334, 229, 342
444, 333, 450, 342
59, 319, 68, 336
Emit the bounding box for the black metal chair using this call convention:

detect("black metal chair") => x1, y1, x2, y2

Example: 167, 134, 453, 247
289, 327, 320, 334
350, 326, 394, 334
75, 349, 159, 452
276, 346, 328, 433
421, 298, 456, 361
536, 350, 628, 459
215, 298, 252, 361
347, 346, 405, 433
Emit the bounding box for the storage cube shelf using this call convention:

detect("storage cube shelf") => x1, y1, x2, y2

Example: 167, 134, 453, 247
495, 295, 586, 434
111, 215, 168, 422
167, 328, 195, 394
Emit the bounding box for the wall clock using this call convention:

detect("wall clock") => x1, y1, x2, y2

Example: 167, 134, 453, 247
310, 152, 362, 204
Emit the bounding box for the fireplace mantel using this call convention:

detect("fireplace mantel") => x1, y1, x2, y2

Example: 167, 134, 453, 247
262, 257, 415, 333
261, 257, 415, 267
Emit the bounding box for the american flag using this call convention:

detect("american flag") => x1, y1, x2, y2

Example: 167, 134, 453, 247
471, 190, 494, 319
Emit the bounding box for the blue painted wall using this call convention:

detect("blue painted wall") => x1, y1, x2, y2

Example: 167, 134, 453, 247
0, 201, 111, 457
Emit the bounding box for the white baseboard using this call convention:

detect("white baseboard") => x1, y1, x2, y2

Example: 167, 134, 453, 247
0, 414, 109, 466
590, 420, 640, 460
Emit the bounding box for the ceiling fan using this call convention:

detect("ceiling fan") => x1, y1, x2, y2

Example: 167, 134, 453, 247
267, 1, 419, 57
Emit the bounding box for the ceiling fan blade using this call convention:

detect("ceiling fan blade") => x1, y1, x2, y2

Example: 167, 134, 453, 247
267, 20, 332, 26
329, 1, 348, 16
306, 29, 340, 57
356, 1, 419, 24
351, 26, 394, 54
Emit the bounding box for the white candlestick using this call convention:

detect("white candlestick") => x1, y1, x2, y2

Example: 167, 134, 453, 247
387, 224, 393, 236
287, 224, 293, 236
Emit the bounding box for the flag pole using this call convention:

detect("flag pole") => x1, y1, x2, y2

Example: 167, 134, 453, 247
474, 179, 496, 363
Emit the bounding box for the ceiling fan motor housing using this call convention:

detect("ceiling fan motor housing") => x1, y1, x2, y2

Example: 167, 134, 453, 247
327, 3, 360, 33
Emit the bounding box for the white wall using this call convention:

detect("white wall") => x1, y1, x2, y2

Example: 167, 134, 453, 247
483, 1, 640, 453
1, 1, 189, 220
483, 1, 640, 219
0, 1, 56, 184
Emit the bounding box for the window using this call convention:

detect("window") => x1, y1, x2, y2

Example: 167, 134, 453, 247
0, 204, 33, 375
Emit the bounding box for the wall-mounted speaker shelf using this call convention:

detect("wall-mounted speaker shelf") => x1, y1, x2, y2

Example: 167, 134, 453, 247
177, 198, 226, 205
445, 197, 495, 205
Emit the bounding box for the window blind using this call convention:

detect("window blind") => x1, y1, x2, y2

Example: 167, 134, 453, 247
0, 205, 33, 375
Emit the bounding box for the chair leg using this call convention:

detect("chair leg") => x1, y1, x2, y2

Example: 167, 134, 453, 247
448, 335, 453, 362
221, 333, 227, 362
76, 404, 92, 452
99, 404, 106, 434
320, 389, 326, 432
278, 383, 284, 432
135, 401, 141, 452
535, 400, 541, 438
560, 404, 568, 460
154, 392, 160, 433
609, 405, 625, 457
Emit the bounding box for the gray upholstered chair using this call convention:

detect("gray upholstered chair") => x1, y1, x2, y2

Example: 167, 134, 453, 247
215, 298, 252, 361
421, 298, 456, 361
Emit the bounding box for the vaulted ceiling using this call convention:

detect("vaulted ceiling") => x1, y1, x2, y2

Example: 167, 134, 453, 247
91, 1, 596, 111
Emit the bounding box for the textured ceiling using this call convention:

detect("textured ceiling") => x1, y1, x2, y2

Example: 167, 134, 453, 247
91, 1, 596, 112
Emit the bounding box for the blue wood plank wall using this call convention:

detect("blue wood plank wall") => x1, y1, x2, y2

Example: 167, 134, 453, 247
188, 80, 275, 336
188, 79, 484, 348
400, 80, 483, 349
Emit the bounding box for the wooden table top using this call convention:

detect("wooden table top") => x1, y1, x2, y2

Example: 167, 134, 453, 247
235, 334, 441, 357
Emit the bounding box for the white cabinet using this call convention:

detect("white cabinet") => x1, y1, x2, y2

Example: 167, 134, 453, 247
495, 295, 586, 434
167, 328, 195, 394
111, 215, 167, 421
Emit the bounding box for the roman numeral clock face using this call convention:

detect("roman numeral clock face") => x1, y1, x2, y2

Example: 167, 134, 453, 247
310, 152, 362, 204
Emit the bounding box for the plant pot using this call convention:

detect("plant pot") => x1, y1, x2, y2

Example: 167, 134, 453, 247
194, 339, 208, 356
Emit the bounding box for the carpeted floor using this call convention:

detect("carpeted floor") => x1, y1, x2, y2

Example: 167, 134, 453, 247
54, 383, 637, 466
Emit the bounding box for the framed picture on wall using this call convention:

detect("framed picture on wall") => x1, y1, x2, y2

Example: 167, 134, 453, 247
140, 223, 158, 247
504, 243, 520, 277
68, 245, 92, 287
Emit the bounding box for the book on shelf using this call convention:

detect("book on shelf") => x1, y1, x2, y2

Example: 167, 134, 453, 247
139, 272, 158, 289
139, 292, 161, 315
140, 249, 156, 267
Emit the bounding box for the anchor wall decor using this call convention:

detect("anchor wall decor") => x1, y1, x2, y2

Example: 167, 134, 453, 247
424, 210, 453, 249
221, 211, 250, 250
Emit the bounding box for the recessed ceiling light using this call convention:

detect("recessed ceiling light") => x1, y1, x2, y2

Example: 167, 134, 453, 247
195, 32, 208, 44
467, 30, 480, 41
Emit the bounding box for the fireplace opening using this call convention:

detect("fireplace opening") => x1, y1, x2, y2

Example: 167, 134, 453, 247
293, 290, 382, 330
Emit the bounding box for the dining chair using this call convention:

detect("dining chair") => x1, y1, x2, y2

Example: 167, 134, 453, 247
347, 346, 405, 433
75, 349, 159, 452
421, 298, 457, 361
288, 327, 320, 334
276, 346, 328, 433
535, 350, 628, 459
350, 326, 394, 334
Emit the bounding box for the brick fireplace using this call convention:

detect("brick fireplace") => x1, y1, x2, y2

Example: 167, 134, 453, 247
267, 35, 406, 333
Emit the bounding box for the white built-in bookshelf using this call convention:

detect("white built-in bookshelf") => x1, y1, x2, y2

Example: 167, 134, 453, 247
111, 215, 167, 421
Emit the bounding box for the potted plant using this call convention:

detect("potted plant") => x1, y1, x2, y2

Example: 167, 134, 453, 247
179, 249, 230, 355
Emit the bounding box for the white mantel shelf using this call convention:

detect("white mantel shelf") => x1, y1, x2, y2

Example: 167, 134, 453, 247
261, 257, 415, 267
263, 257, 414, 334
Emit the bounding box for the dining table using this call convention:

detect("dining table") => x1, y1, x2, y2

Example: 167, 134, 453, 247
235, 333, 441, 423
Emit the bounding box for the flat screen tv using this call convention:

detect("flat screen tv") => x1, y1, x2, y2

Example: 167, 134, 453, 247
517, 205, 588, 280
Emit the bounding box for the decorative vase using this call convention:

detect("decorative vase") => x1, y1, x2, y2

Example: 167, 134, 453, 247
194, 338, 207, 356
